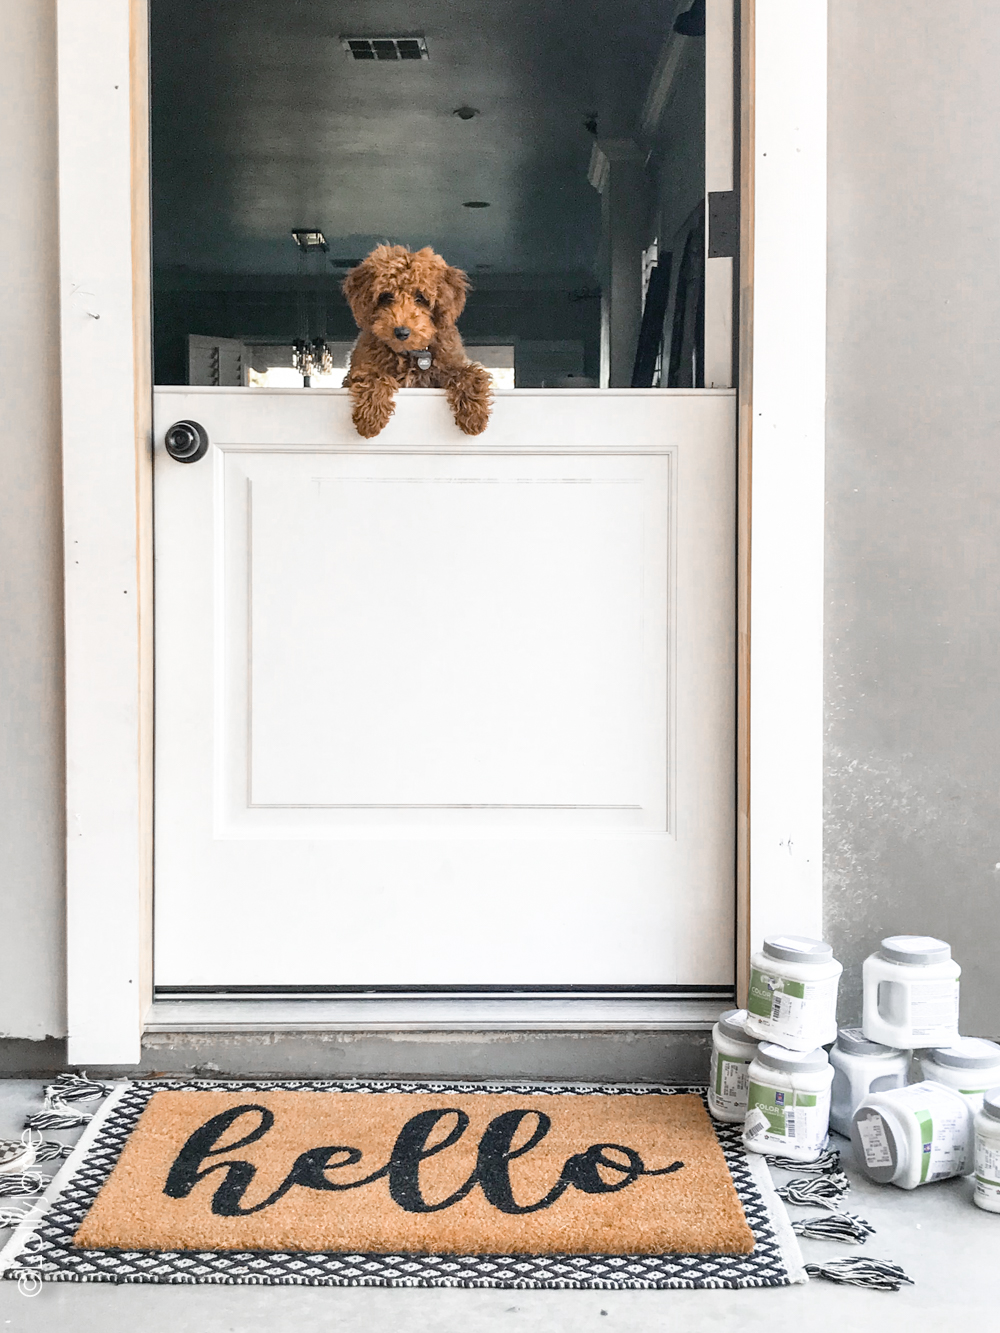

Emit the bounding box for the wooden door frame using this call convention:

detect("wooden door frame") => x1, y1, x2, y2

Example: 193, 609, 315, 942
57, 0, 826, 1064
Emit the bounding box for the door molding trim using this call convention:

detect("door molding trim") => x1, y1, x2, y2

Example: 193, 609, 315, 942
57, 0, 826, 1061
740, 0, 827, 990
58, 0, 152, 1064
144, 997, 731, 1034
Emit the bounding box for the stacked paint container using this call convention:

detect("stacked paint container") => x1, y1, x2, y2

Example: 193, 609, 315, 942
706, 934, 843, 1163
707, 930, 1000, 1204
850, 936, 1000, 1198
738, 936, 841, 1163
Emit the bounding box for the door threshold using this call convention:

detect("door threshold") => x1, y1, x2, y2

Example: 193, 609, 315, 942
144, 995, 732, 1034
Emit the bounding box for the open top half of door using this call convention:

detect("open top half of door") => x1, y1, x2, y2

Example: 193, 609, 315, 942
153, 387, 735, 993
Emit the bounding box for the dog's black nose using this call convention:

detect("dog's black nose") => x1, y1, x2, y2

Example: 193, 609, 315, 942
394, 326, 410, 341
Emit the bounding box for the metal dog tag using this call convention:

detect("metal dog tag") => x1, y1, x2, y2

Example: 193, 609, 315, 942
415, 352, 432, 371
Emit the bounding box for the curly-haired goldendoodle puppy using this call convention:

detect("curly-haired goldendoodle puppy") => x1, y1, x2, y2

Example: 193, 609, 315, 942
342, 244, 492, 438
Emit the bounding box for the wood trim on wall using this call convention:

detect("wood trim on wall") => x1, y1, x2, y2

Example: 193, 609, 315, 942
130, 0, 154, 1036
736, 0, 754, 1004
704, 0, 735, 390
59, 0, 152, 1063
745, 0, 827, 952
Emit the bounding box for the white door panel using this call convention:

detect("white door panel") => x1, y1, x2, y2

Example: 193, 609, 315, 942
246, 465, 658, 810
154, 388, 735, 988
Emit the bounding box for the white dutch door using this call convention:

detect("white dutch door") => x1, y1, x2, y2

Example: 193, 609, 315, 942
153, 387, 735, 990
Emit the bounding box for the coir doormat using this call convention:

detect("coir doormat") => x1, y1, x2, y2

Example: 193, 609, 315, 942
0, 1081, 805, 1289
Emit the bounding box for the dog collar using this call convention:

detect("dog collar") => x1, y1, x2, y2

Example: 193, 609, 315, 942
407, 349, 433, 371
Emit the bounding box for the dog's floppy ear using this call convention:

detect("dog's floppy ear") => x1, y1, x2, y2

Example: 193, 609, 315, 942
433, 263, 470, 325
342, 259, 374, 327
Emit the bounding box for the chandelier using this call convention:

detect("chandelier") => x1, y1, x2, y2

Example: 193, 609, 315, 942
290, 229, 335, 386
292, 336, 334, 386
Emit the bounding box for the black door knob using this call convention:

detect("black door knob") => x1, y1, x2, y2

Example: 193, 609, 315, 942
164, 419, 209, 463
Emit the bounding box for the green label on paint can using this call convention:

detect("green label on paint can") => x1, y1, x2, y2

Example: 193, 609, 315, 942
715, 1055, 750, 1098
916, 1109, 934, 1184
745, 1080, 821, 1146
747, 968, 806, 1019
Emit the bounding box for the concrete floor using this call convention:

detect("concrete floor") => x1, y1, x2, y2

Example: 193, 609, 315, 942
0, 1080, 991, 1331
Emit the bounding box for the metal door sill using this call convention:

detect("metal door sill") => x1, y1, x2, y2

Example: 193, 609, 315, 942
144, 995, 732, 1034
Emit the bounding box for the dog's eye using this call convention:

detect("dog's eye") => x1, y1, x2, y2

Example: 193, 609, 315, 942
414, 290, 430, 307
376, 292, 394, 307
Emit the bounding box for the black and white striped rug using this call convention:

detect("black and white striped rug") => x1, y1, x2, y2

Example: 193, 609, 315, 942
0, 1079, 805, 1290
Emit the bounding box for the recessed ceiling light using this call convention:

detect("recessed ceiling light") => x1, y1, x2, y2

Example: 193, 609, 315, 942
291, 229, 328, 252
463, 201, 490, 209
453, 106, 479, 120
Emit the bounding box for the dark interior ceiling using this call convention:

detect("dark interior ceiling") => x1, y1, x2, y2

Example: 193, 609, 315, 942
151, 0, 676, 279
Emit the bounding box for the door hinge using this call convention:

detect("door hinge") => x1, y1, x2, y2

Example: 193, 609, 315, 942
708, 190, 738, 259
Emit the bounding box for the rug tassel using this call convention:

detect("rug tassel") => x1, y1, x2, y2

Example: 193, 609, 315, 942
777, 1172, 851, 1208
805, 1258, 914, 1291
770, 1148, 841, 1175
31, 1141, 72, 1163
0, 1173, 46, 1199
25, 1074, 112, 1130
46, 1073, 112, 1103
24, 1106, 92, 1131
792, 1211, 876, 1244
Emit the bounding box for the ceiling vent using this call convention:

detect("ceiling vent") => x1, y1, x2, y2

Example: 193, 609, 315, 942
341, 36, 429, 61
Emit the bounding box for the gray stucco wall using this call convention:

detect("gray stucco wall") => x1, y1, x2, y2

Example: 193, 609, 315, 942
825, 2, 1000, 1036
0, 0, 67, 1040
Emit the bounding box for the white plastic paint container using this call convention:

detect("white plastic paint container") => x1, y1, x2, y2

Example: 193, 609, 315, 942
828, 1028, 909, 1138
850, 1080, 971, 1189
862, 935, 960, 1049
743, 1042, 833, 1162
744, 936, 842, 1052
708, 1008, 758, 1123
919, 1038, 1000, 1114
973, 1088, 1000, 1213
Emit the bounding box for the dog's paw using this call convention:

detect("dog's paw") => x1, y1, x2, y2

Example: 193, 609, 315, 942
455, 402, 491, 436
450, 367, 492, 436
349, 376, 396, 438
352, 410, 388, 438
351, 395, 395, 438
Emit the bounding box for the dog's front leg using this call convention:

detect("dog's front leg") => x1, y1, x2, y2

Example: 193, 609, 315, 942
442, 364, 493, 437
346, 374, 398, 438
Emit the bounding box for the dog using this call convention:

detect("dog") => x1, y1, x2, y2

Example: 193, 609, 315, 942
342, 244, 492, 438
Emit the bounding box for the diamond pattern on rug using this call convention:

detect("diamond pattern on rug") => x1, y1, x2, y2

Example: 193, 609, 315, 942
6, 1081, 795, 1289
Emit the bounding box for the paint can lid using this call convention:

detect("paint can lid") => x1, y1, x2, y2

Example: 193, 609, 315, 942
879, 935, 952, 965
756, 1041, 830, 1073
762, 935, 834, 964
836, 1027, 904, 1058
926, 1037, 1000, 1069
982, 1089, 1000, 1122
717, 1008, 755, 1044
851, 1106, 899, 1183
